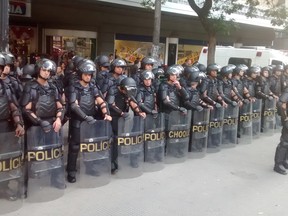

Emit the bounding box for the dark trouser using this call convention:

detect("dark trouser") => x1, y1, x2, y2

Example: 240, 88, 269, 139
274, 126, 288, 166
111, 117, 119, 170
67, 126, 80, 174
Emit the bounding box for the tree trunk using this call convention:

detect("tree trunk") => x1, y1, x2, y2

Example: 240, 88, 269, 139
207, 34, 216, 65
151, 0, 161, 66
0, 0, 9, 52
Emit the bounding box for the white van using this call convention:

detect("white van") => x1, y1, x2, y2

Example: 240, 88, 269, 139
198, 46, 288, 67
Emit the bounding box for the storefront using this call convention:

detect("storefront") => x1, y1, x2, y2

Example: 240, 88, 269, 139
115, 34, 166, 64
43, 29, 97, 65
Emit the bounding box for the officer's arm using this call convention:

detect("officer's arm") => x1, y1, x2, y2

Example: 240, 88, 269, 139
68, 86, 88, 120
107, 87, 123, 116
21, 84, 42, 125
255, 81, 270, 99
160, 84, 182, 111
218, 82, 233, 105
96, 96, 110, 116
9, 102, 24, 128
278, 92, 288, 122
137, 90, 153, 114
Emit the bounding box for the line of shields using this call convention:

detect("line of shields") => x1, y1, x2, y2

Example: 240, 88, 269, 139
1, 98, 279, 214
0, 131, 24, 215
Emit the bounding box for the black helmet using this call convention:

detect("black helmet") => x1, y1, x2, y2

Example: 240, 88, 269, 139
206, 63, 221, 74
41, 58, 56, 76
247, 66, 261, 77
36, 59, 54, 73
273, 65, 284, 73
111, 58, 127, 71
152, 68, 165, 79
261, 66, 271, 76
220, 65, 234, 77
72, 55, 84, 68
187, 71, 201, 84
197, 64, 207, 73
21, 64, 35, 81
140, 70, 155, 80
119, 77, 137, 98
95, 55, 110, 67
233, 64, 247, 75
3, 53, 15, 65
77, 61, 96, 75
184, 66, 200, 78
141, 57, 156, 68
0, 53, 5, 66
166, 64, 182, 77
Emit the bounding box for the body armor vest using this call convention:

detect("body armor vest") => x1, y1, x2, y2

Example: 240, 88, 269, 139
138, 86, 155, 110
205, 78, 218, 101
35, 83, 57, 119
269, 76, 281, 96
0, 82, 10, 120
77, 85, 96, 116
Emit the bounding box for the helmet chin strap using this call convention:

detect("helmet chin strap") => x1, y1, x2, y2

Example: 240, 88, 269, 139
39, 73, 49, 81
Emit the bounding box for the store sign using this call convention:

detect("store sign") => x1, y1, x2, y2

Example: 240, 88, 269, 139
9, 1, 31, 17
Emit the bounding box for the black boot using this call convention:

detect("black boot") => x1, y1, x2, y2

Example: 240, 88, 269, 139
274, 164, 287, 175
67, 172, 76, 183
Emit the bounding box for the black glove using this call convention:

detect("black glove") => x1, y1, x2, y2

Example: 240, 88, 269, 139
215, 103, 222, 108
243, 99, 249, 104
268, 96, 274, 101
151, 110, 158, 119
179, 107, 187, 115
196, 106, 203, 112
40, 120, 52, 132
231, 101, 238, 107
122, 112, 130, 119
85, 116, 96, 124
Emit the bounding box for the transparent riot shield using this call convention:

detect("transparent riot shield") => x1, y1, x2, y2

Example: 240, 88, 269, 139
222, 105, 239, 147
252, 99, 262, 139
26, 126, 65, 203
189, 109, 210, 159
274, 108, 282, 133
165, 110, 192, 164
207, 106, 224, 153
79, 120, 112, 188
143, 113, 165, 172
0, 131, 24, 215
262, 98, 276, 136
238, 102, 252, 144
116, 115, 144, 178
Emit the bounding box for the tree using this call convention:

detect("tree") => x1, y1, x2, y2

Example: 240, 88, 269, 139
141, 0, 288, 65
141, 0, 166, 66
187, 0, 288, 64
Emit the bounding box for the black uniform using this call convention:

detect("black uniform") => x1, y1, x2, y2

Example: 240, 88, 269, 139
67, 80, 108, 180
0, 79, 24, 201
21, 79, 65, 188
274, 89, 288, 174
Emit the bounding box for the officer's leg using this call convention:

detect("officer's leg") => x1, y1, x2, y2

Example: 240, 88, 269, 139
274, 127, 288, 175
66, 126, 80, 183
111, 119, 118, 173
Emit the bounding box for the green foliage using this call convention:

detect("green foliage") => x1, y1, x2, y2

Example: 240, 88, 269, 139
141, 0, 166, 9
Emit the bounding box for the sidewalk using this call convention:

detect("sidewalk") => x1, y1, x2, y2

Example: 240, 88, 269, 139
4, 132, 288, 216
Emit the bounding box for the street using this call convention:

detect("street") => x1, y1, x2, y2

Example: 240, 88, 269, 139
3, 131, 288, 216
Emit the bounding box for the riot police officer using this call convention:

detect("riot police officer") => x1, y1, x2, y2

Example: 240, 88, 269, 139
66, 60, 112, 183
269, 65, 283, 97
132, 57, 156, 86
274, 88, 288, 174
94, 55, 112, 98
0, 53, 25, 201
136, 70, 161, 163
21, 59, 65, 189
1, 52, 23, 100
107, 77, 146, 173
